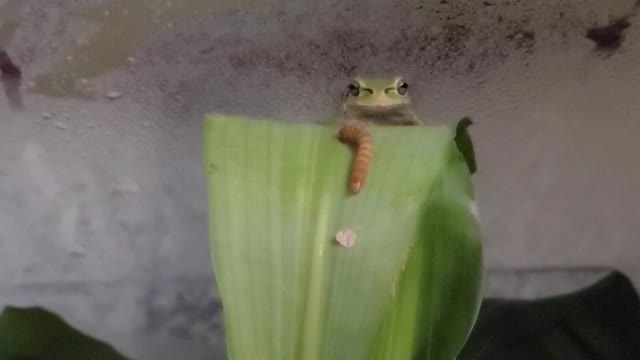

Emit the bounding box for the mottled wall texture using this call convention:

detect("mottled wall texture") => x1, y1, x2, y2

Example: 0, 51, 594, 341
1, 0, 639, 358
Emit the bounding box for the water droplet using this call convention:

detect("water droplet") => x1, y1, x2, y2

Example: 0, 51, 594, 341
106, 91, 123, 100
54, 121, 68, 130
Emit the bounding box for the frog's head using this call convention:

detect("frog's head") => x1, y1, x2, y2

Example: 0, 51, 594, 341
342, 76, 411, 109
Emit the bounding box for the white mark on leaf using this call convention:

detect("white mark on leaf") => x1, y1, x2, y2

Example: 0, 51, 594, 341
335, 228, 357, 248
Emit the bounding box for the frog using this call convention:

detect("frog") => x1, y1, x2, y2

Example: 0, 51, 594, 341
326, 76, 422, 126
323, 76, 423, 194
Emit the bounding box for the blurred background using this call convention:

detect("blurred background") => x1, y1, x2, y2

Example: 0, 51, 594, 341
1, 0, 638, 358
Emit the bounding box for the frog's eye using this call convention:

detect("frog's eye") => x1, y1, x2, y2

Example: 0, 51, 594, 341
397, 81, 409, 95
347, 83, 360, 97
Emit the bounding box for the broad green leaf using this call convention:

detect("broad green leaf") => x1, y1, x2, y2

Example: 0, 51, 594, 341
204, 114, 484, 360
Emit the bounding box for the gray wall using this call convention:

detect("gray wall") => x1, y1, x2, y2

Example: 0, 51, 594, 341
1, 0, 639, 358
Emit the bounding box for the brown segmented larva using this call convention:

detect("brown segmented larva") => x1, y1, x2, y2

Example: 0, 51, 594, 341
338, 120, 374, 193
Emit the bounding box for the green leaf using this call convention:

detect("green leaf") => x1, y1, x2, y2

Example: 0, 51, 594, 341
204, 114, 484, 360
0, 306, 129, 360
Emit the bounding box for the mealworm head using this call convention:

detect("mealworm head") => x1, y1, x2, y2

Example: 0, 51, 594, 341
351, 181, 363, 193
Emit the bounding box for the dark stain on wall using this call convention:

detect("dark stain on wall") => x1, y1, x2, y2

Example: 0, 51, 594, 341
0, 49, 21, 77
0, 49, 23, 109
143, 282, 223, 342
586, 18, 631, 53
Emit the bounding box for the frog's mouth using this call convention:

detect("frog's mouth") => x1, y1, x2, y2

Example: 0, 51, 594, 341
344, 103, 408, 115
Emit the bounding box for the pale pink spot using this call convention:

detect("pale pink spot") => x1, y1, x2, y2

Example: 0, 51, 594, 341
335, 229, 357, 248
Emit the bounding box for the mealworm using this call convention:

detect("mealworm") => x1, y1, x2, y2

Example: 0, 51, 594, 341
338, 121, 373, 193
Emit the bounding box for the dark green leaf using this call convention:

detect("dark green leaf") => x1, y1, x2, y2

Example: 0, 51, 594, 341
454, 117, 477, 175
459, 271, 640, 360
0, 306, 129, 360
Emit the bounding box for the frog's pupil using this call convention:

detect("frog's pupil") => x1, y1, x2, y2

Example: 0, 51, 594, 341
348, 84, 360, 96
398, 82, 409, 95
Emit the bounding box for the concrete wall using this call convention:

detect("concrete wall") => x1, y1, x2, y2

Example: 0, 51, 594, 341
1, 0, 639, 358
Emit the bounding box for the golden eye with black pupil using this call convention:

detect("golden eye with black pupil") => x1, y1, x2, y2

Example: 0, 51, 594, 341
397, 81, 409, 95
348, 83, 360, 96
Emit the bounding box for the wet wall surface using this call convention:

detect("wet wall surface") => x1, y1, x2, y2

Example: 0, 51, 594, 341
1, 0, 639, 358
